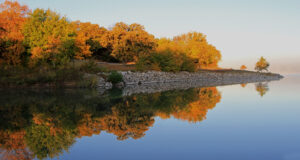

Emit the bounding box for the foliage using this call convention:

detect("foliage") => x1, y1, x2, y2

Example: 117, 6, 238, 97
0, 61, 102, 88
0, 0, 30, 65
255, 82, 269, 97
0, 86, 221, 159
23, 8, 79, 66
240, 65, 247, 70
156, 32, 222, 69
78, 60, 106, 74
0, 0, 224, 88
101, 22, 156, 63
0, 0, 30, 41
136, 50, 196, 72
72, 21, 107, 60
255, 56, 269, 72
107, 71, 123, 84
25, 124, 76, 159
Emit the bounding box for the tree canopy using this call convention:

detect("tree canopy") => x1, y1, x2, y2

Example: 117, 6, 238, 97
0, 0, 222, 70
255, 56, 269, 72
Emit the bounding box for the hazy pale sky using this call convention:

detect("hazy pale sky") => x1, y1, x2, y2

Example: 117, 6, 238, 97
15, 0, 300, 72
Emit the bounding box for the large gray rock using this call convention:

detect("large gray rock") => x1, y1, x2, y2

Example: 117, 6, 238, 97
98, 76, 112, 89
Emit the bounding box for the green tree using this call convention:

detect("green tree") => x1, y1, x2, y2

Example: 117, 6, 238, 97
23, 8, 77, 66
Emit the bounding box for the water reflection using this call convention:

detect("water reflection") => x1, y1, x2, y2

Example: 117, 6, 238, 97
0, 87, 221, 160
255, 82, 269, 97
240, 83, 247, 88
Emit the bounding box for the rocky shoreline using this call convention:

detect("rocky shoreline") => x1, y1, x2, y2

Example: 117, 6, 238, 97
97, 70, 284, 95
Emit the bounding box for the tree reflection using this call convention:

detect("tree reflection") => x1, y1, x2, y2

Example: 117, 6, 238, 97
0, 87, 221, 159
240, 83, 247, 88
255, 82, 269, 97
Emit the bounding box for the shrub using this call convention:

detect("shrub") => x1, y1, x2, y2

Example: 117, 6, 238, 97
78, 74, 99, 88
79, 59, 107, 73
107, 71, 123, 84
255, 57, 269, 72
136, 50, 196, 72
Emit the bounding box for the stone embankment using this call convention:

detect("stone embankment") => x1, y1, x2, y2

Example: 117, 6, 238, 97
97, 70, 283, 95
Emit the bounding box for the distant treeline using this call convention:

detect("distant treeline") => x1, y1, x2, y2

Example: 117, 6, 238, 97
0, 0, 221, 71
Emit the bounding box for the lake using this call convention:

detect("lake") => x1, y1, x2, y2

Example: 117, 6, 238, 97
0, 75, 299, 160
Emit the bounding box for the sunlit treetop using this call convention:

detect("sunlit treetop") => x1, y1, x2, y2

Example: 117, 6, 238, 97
0, 0, 30, 41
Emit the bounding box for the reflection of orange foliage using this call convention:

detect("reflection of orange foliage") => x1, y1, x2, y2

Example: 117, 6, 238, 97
159, 87, 221, 123
0, 87, 222, 159
0, 130, 33, 160
255, 83, 269, 97
77, 114, 101, 137
155, 112, 171, 119
32, 114, 63, 136
240, 83, 247, 88
99, 106, 155, 140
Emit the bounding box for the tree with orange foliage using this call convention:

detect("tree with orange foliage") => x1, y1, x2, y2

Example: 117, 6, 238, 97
255, 56, 269, 72
72, 21, 109, 60
157, 32, 221, 69
240, 65, 247, 70
0, 0, 29, 41
101, 22, 156, 62
0, 0, 30, 65
174, 32, 221, 69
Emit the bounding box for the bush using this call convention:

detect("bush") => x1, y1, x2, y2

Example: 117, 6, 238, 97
107, 71, 123, 84
136, 50, 196, 72
0, 61, 100, 87
79, 59, 107, 73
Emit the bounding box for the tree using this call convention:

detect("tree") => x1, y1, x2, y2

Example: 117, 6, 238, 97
0, 0, 29, 41
255, 56, 269, 72
0, 0, 30, 65
157, 32, 222, 69
23, 8, 79, 65
101, 22, 156, 63
72, 21, 107, 59
240, 65, 247, 70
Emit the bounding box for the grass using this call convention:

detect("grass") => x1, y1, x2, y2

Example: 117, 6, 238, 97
0, 60, 105, 88
96, 62, 136, 71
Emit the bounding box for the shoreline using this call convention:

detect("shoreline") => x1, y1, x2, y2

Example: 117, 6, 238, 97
109, 70, 283, 95
98, 70, 283, 88
0, 70, 283, 90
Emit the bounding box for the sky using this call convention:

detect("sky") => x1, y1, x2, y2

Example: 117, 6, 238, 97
14, 0, 300, 73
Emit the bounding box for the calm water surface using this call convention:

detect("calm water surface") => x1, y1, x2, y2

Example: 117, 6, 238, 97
0, 75, 299, 160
